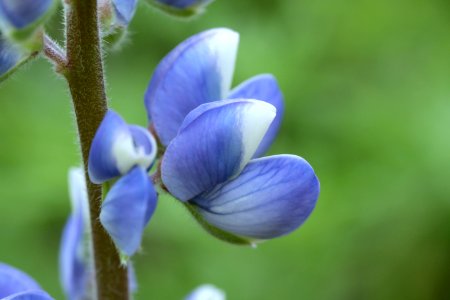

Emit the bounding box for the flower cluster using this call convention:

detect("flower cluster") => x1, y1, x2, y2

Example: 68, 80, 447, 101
1, 2, 319, 298
87, 27, 319, 256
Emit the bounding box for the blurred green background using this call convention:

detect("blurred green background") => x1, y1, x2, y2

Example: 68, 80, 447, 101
1, 0, 449, 299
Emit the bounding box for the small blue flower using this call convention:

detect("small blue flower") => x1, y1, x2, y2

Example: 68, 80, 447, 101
185, 284, 225, 300
0, 263, 53, 299
88, 110, 157, 184
88, 109, 158, 256
145, 28, 284, 158
111, 0, 137, 26
142, 28, 318, 243
0, 0, 54, 29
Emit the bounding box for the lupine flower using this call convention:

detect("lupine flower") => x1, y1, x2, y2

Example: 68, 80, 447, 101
0, 263, 53, 299
0, 0, 54, 30
185, 284, 225, 300
0, 32, 19, 77
88, 110, 158, 256
145, 28, 284, 158
148, 0, 214, 17
111, 0, 138, 26
144, 28, 319, 243
59, 168, 91, 300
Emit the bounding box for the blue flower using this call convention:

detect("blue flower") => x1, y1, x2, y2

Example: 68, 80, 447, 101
0, 263, 53, 299
111, 0, 138, 26
145, 28, 319, 243
0, 0, 54, 29
88, 110, 158, 256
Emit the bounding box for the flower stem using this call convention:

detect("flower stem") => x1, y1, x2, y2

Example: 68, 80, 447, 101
64, 0, 129, 299
43, 34, 67, 74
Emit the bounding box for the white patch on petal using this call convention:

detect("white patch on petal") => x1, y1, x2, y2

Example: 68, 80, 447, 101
239, 100, 276, 170
112, 131, 154, 175
207, 29, 239, 98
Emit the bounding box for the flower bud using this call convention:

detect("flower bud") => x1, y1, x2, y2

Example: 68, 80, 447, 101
88, 110, 157, 184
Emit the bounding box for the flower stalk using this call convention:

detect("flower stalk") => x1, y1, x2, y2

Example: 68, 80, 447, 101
64, 0, 129, 299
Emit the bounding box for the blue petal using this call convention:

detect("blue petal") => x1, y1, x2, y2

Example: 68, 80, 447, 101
161, 99, 276, 202
191, 155, 320, 239
112, 0, 137, 26
185, 284, 225, 300
59, 214, 86, 300
0, 34, 20, 76
0, 263, 41, 298
155, 0, 213, 9
100, 167, 158, 256
3, 290, 54, 300
228, 74, 284, 157
144, 28, 239, 146
0, 0, 53, 29
59, 169, 90, 300
88, 110, 157, 184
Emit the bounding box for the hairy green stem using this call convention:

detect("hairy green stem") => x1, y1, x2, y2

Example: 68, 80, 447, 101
64, 0, 129, 299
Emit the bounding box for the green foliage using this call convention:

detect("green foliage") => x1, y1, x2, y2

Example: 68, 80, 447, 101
0, 0, 449, 299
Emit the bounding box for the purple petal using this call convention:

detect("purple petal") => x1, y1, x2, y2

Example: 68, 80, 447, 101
3, 290, 53, 300
185, 284, 225, 300
112, 0, 137, 26
0, 263, 41, 298
228, 74, 284, 157
161, 99, 276, 202
100, 167, 158, 256
191, 155, 319, 239
59, 169, 90, 300
0, 0, 53, 29
88, 110, 157, 184
144, 28, 239, 146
